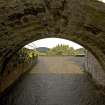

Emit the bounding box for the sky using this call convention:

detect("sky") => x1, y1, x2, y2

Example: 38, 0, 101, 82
25, 38, 83, 49
98, 0, 105, 2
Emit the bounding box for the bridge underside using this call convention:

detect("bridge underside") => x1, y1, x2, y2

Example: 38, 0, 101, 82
0, 0, 105, 73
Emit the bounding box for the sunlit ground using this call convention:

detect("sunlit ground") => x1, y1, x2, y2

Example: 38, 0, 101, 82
30, 56, 84, 74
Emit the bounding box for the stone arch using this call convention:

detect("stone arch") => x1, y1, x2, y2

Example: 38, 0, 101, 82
0, 0, 105, 73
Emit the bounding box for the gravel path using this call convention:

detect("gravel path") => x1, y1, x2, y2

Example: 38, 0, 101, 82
0, 56, 105, 105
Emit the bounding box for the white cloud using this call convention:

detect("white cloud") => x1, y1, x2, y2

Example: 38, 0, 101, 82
25, 38, 83, 49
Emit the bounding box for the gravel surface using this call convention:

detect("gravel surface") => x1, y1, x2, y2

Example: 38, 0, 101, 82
0, 56, 105, 105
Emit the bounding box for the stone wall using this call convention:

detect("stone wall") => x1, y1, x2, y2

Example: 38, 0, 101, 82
0, 56, 37, 94
85, 52, 105, 87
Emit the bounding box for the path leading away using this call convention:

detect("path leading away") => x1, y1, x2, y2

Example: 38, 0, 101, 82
0, 56, 105, 105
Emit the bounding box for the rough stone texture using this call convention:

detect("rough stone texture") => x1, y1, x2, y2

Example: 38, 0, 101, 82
0, 58, 37, 94
0, 0, 105, 73
85, 51, 105, 86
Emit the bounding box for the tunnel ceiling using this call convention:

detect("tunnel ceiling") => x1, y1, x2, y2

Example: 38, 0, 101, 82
0, 0, 105, 72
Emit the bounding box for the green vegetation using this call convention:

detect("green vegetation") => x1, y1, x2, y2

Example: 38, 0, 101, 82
36, 44, 86, 56
6, 44, 85, 73
47, 44, 75, 56
12, 45, 85, 62
11, 48, 38, 64
75, 48, 86, 56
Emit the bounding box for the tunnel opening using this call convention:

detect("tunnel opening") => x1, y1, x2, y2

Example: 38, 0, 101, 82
3, 38, 86, 75
1, 37, 105, 89
1, 38, 105, 105
1, 38, 105, 91
2, 36, 104, 76
24, 38, 86, 73
1, 35, 104, 74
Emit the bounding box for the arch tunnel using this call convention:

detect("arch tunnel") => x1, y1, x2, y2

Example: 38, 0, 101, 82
0, 0, 104, 86
0, 0, 105, 74
0, 0, 105, 104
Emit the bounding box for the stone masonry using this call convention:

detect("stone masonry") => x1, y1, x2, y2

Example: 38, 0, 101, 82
0, 0, 105, 87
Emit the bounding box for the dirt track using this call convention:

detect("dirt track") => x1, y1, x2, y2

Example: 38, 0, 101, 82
0, 56, 105, 105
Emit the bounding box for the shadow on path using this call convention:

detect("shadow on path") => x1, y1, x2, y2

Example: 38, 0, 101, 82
0, 56, 105, 105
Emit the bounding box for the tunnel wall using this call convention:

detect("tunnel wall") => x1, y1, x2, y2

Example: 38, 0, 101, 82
0, 56, 38, 94
85, 51, 105, 87
0, 0, 105, 75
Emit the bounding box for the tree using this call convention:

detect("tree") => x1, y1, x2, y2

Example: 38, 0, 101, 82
75, 48, 86, 56
47, 44, 75, 56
